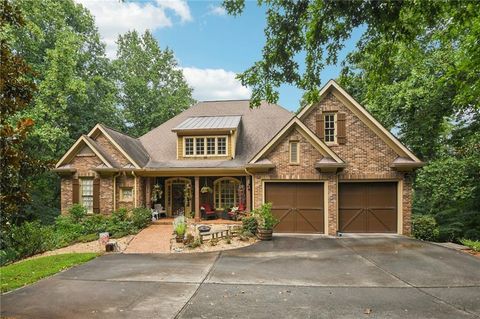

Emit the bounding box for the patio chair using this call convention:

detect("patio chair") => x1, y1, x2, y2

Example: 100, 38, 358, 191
201, 203, 217, 220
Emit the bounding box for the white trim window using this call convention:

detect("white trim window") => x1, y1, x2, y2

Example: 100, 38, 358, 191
324, 113, 336, 143
185, 137, 194, 155
214, 177, 240, 210
289, 141, 299, 164
120, 187, 133, 202
80, 178, 94, 213
184, 136, 228, 157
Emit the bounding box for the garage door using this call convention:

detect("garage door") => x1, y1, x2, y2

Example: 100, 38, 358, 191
339, 182, 397, 233
265, 182, 324, 233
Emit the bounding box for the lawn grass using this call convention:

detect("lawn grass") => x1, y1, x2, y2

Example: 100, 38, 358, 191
0, 253, 98, 293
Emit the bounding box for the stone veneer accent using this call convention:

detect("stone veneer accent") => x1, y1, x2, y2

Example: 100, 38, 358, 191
253, 92, 413, 236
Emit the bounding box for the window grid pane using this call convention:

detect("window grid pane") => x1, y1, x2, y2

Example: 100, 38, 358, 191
207, 138, 216, 155
185, 138, 194, 155
81, 179, 93, 212
290, 142, 298, 163
217, 137, 226, 155
324, 114, 335, 142
195, 138, 205, 155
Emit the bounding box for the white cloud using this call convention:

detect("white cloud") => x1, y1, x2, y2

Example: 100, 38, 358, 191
182, 67, 251, 101
208, 4, 226, 16
76, 0, 192, 58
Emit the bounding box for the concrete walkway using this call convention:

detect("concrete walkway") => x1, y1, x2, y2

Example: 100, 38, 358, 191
124, 224, 172, 253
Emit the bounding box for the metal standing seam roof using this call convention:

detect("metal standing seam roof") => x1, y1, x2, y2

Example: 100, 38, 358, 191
172, 115, 242, 131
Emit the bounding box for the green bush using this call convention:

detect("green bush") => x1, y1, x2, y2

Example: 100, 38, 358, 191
1, 222, 55, 265
130, 207, 151, 229
68, 204, 87, 222
252, 202, 278, 230
460, 239, 480, 252
81, 214, 109, 234
412, 215, 439, 241
242, 216, 258, 234
54, 216, 84, 247
111, 208, 129, 222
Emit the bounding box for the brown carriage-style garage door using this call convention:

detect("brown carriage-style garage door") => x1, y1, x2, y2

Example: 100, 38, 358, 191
265, 182, 324, 233
339, 182, 397, 233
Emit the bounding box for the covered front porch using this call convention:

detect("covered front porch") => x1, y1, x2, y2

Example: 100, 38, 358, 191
144, 174, 252, 222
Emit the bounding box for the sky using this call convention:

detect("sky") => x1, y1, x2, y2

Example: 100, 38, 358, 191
76, 0, 363, 112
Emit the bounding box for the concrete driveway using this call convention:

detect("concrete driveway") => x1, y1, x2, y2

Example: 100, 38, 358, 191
1, 236, 479, 318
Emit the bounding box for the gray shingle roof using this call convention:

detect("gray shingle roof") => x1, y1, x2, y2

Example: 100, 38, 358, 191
140, 100, 293, 168
172, 115, 242, 131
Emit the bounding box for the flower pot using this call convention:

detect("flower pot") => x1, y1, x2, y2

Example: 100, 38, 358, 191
257, 228, 273, 241
175, 235, 184, 243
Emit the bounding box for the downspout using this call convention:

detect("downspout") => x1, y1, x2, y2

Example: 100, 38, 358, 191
244, 167, 254, 210
113, 172, 121, 211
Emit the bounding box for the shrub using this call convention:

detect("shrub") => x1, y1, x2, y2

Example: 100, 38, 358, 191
77, 233, 99, 243
187, 238, 202, 249
175, 222, 186, 236
242, 216, 258, 234
252, 202, 278, 230
81, 214, 109, 234
68, 204, 87, 222
111, 208, 129, 222
54, 216, 84, 247
412, 215, 439, 241
460, 239, 480, 252
130, 207, 151, 230
2, 222, 55, 264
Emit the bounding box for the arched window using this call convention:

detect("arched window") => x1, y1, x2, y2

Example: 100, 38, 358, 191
214, 177, 240, 210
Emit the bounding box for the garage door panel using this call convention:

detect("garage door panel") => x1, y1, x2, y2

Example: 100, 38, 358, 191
368, 209, 397, 233
272, 209, 296, 233
265, 182, 324, 234
339, 182, 397, 233
297, 209, 324, 233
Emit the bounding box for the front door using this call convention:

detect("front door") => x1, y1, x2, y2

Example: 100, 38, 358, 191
171, 183, 185, 215
165, 178, 192, 216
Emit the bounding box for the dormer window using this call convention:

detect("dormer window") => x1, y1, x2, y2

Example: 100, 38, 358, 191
184, 136, 228, 157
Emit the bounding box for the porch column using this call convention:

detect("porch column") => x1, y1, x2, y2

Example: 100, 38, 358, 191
246, 176, 251, 212
194, 176, 200, 222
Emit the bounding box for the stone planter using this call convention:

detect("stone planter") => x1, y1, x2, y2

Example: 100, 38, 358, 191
257, 228, 273, 241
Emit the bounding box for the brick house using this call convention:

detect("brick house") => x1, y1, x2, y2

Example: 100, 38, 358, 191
54, 80, 423, 236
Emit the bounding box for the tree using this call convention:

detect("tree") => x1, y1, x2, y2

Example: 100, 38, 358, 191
223, 0, 479, 109
0, 0, 43, 228
9, 0, 122, 221
113, 30, 194, 137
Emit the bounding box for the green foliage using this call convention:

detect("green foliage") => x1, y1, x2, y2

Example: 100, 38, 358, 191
242, 216, 258, 234
68, 204, 87, 222
0, 0, 44, 232
1, 208, 151, 265
433, 209, 480, 242
0, 221, 56, 265
0, 253, 98, 293
252, 203, 278, 230
460, 239, 480, 252
130, 208, 152, 230
412, 215, 439, 242
113, 30, 194, 136
187, 238, 202, 249
175, 222, 186, 236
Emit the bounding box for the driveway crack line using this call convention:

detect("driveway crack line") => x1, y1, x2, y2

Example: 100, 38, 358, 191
173, 251, 222, 319
337, 239, 480, 318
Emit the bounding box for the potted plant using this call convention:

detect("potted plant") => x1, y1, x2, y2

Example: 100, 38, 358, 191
173, 216, 186, 243
252, 202, 278, 240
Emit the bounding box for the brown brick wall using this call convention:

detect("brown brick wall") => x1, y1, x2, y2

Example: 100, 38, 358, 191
95, 133, 131, 167
253, 92, 413, 235
60, 153, 114, 215
252, 127, 338, 235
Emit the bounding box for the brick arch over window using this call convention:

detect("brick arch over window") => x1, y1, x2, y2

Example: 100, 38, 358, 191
214, 177, 241, 210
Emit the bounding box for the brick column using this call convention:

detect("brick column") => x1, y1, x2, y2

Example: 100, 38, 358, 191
246, 176, 251, 212
194, 176, 200, 222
